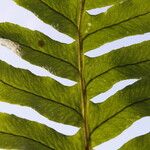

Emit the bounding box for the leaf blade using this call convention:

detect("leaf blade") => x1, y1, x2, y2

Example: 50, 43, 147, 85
82, 0, 150, 37
91, 99, 150, 147
0, 113, 83, 150
14, 0, 78, 38
0, 80, 82, 126
120, 133, 150, 150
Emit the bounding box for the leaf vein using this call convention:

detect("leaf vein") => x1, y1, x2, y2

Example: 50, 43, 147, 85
90, 98, 150, 135
86, 59, 150, 87
0, 36, 79, 72
0, 80, 81, 117
40, 0, 77, 28
0, 131, 54, 150
83, 11, 150, 40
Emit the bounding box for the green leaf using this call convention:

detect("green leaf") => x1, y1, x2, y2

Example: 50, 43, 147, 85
91, 100, 150, 147
0, 132, 52, 150
0, 0, 150, 149
14, 0, 79, 38
0, 61, 80, 111
0, 22, 79, 81
0, 23, 78, 66
82, 0, 150, 37
90, 78, 150, 146
120, 134, 150, 150
85, 41, 150, 83
0, 79, 82, 126
87, 55, 150, 100
41, 0, 79, 24
85, 0, 120, 9
0, 113, 83, 150
83, 13, 150, 53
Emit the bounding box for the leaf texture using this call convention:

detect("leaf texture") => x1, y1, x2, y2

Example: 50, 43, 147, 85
82, 0, 150, 37
85, 0, 120, 9
14, 0, 79, 38
120, 133, 150, 150
0, 0, 150, 149
0, 113, 83, 150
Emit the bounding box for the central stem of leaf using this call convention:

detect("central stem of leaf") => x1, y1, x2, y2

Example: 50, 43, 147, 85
77, 0, 90, 149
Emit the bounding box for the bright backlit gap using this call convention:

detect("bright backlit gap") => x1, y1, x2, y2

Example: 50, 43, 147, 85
0, 0, 74, 44
94, 117, 150, 150
0, 102, 79, 136
91, 79, 139, 104
85, 33, 150, 58
0, 45, 76, 86
87, 5, 113, 15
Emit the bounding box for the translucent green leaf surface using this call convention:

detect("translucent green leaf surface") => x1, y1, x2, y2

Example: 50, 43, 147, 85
0, 0, 149, 149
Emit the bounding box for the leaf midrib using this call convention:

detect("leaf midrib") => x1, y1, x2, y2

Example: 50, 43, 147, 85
77, 0, 91, 149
